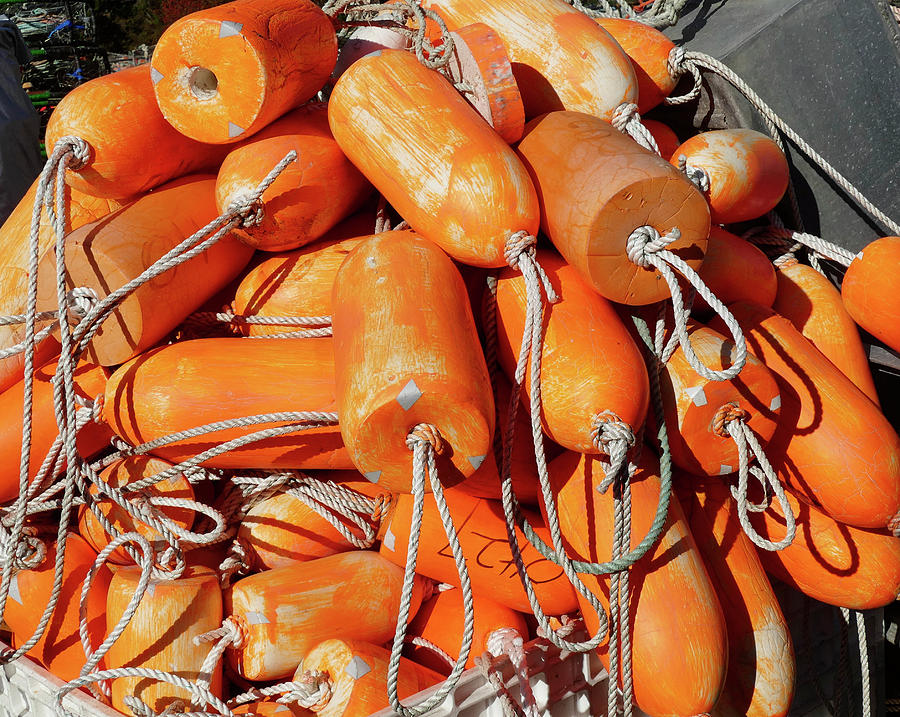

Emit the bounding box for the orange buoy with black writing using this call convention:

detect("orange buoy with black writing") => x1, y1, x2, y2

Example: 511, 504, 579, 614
4, 533, 111, 681
102, 337, 352, 471
548, 450, 728, 717
77, 456, 195, 565
380, 489, 577, 616
45, 66, 227, 199
693, 227, 777, 314
226, 550, 426, 681
774, 256, 879, 405
842, 236, 900, 354
0, 360, 110, 504
407, 588, 528, 673
642, 119, 680, 160
237, 473, 393, 570
516, 111, 710, 305
151, 0, 337, 144
595, 18, 676, 114
331, 231, 493, 492
427, 0, 637, 121
296, 639, 444, 716
671, 129, 790, 224
329, 49, 539, 268
710, 302, 900, 530
215, 104, 372, 252
748, 483, 900, 610
106, 565, 223, 713
494, 249, 649, 452
677, 477, 795, 717
35, 176, 253, 367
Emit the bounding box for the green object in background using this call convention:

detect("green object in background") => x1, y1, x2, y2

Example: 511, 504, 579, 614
39, 142, 45, 158
29, 47, 45, 57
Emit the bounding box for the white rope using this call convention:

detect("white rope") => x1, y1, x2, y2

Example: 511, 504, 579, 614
184, 312, 332, 339
486, 629, 539, 717
675, 154, 711, 193
567, 0, 689, 28
612, 103, 661, 155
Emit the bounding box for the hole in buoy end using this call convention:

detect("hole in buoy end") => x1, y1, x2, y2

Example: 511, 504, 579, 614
189, 67, 218, 100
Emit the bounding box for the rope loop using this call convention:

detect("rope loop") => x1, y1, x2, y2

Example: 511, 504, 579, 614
612, 102, 660, 155
287, 670, 333, 710
625, 225, 680, 268
676, 154, 711, 193
664, 46, 702, 106
12, 531, 46, 571
405, 423, 445, 455
66, 286, 99, 322
503, 230, 536, 269
52, 135, 92, 170
591, 411, 636, 494
712, 401, 749, 438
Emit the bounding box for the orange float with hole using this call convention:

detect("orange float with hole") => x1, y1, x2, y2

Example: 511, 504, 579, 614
35, 176, 253, 367
677, 477, 795, 717
44, 65, 227, 199
226, 550, 426, 681
296, 639, 444, 717
710, 302, 900, 530
494, 249, 649, 453
671, 129, 790, 224
379, 489, 578, 616
4, 533, 111, 681
106, 565, 223, 713
77, 456, 195, 565
842, 236, 900, 354
0, 360, 111, 504
215, 104, 372, 252
515, 110, 710, 305
331, 231, 493, 493
102, 337, 353, 471
547, 450, 728, 717
642, 119, 680, 160
427, 0, 637, 121
595, 18, 677, 114
328, 49, 539, 268
774, 256, 879, 405
151, 0, 337, 144
693, 227, 777, 314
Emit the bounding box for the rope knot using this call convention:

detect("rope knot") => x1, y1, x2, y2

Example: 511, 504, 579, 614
90, 393, 105, 423
66, 286, 98, 322
676, 154, 711, 193
13, 532, 47, 571
625, 225, 680, 268
504, 231, 537, 269
288, 670, 333, 710
712, 402, 749, 438
54, 135, 92, 170
590, 411, 636, 453
667, 45, 686, 79
611, 102, 639, 133
370, 493, 392, 522
226, 194, 266, 228
406, 423, 444, 454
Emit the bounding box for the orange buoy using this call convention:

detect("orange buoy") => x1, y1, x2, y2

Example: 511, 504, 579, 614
380, 489, 578, 616
226, 550, 425, 681
427, 0, 637, 121
234, 701, 312, 717
333, 24, 410, 82
677, 477, 795, 717
77, 456, 195, 565
106, 565, 223, 713
4, 533, 111, 681
642, 119, 679, 160
407, 588, 528, 672
595, 18, 676, 114
103, 337, 352, 471
711, 302, 900, 530
842, 236, 900, 354
749, 484, 900, 610
237, 474, 393, 570
297, 639, 443, 716
328, 49, 539, 268
151, 0, 337, 144
35, 176, 253, 367
215, 104, 372, 252
494, 249, 649, 452
44, 66, 227, 199
516, 111, 709, 305
0, 330, 61, 399
331, 231, 493, 492
548, 451, 728, 717
693, 227, 777, 314
774, 256, 879, 405
0, 360, 110, 504
671, 129, 790, 224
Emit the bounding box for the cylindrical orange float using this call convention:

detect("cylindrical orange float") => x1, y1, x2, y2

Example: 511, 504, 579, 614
151, 0, 337, 144
710, 302, 900, 530
332, 232, 493, 492
45, 65, 227, 199
693, 227, 777, 314
35, 176, 253, 366
103, 337, 352, 471
215, 104, 372, 252
842, 236, 900, 354
677, 477, 795, 717
78, 456, 195, 565
548, 451, 728, 717
226, 551, 425, 681
380, 489, 578, 616
106, 565, 223, 713
428, 0, 637, 121
329, 49, 539, 268
642, 119, 680, 160
495, 249, 649, 452
4, 533, 111, 681
671, 129, 790, 224
516, 111, 710, 305
0, 330, 61, 400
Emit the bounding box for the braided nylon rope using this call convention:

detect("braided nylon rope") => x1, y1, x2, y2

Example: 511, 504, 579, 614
568, 0, 690, 28
612, 103, 661, 155
485, 628, 539, 717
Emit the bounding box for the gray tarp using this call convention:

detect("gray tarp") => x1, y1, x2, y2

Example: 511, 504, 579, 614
0, 15, 41, 226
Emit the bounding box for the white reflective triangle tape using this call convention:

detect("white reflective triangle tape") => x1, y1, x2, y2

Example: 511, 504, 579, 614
396, 379, 422, 411
467, 455, 486, 470
227, 122, 245, 138
769, 395, 781, 412
345, 656, 371, 679
719, 464, 732, 476
383, 524, 396, 551
364, 470, 381, 483
685, 385, 707, 407
8, 574, 21, 604
150, 67, 164, 84
219, 20, 243, 38
245, 611, 269, 625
